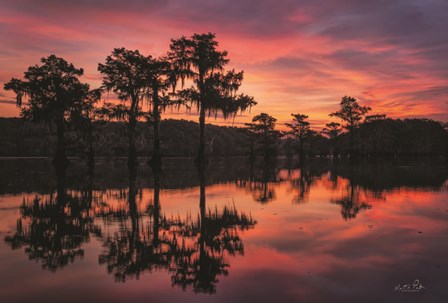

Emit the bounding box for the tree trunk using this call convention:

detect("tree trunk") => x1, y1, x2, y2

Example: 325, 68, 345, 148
196, 102, 206, 168
263, 131, 269, 162
152, 170, 160, 247
195, 74, 207, 168
249, 139, 255, 161
331, 137, 337, 158
349, 129, 354, 158
128, 166, 138, 254
286, 139, 292, 159
329, 143, 334, 158
149, 85, 162, 170
299, 140, 305, 161
86, 170, 93, 207
198, 165, 207, 287
53, 118, 69, 169
55, 163, 67, 204
128, 115, 137, 167
87, 124, 94, 172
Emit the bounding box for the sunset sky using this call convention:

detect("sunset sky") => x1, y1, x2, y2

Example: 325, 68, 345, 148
1, 0, 448, 128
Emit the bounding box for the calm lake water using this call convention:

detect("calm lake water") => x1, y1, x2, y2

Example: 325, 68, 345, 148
0, 158, 447, 303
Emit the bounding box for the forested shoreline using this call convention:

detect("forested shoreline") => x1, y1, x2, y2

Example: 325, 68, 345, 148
1, 116, 446, 158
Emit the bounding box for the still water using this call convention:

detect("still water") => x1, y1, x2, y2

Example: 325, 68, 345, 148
0, 158, 447, 303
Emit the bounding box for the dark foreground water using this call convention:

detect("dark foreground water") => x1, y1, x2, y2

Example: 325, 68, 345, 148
0, 158, 447, 303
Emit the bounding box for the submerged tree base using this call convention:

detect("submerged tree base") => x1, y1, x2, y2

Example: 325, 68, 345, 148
194, 155, 209, 170
127, 157, 138, 168
148, 155, 162, 171
52, 156, 69, 171
87, 151, 95, 172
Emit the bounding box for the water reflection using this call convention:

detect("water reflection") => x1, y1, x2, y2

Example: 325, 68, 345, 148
97, 167, 173, 282
288, 162, 326, 204
94, 165, 256, 293
4, 169, 100, 271
237, 161, 280, 204
1, 158, 447, 301
331, 181, 372, 220
169, 166, 256, 293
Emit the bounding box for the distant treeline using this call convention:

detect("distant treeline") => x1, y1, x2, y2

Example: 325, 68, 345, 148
0, 118, 248, 158
1, 116, 446, 158
307, 117, 448, 157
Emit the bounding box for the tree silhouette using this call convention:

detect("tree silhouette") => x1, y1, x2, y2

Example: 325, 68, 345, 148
330, 96, 371, 157
321, 122, 342, 157
98, 48, 151, 167
168, 33, 256, 167
72, 88, 103, 171
285, 113, 313, 161
3, 55, 93, 168
245, 113, 280, 161
145, 56, 178, 170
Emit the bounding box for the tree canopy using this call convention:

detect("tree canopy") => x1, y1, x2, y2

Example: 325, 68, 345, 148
322, 122, 342, 140
4, 55, 89, 123
329, 96, 371, 131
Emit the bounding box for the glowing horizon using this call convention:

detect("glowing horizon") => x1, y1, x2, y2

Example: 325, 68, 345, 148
1, 0, 447, 129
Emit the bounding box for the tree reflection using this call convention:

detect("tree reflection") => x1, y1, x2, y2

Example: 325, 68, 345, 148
290, 167, 314, 204
4, 168, 99, 271
288, 161, 331, 204
330, 167, 372, 220
97, 166, 256, 293
327, 159, 448, 220
237, 161, 279, 204
170, 166, 256, 293
98, 167, 174, 282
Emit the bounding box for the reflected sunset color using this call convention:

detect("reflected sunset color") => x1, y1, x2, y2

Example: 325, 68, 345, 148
1, 158, 447, 302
